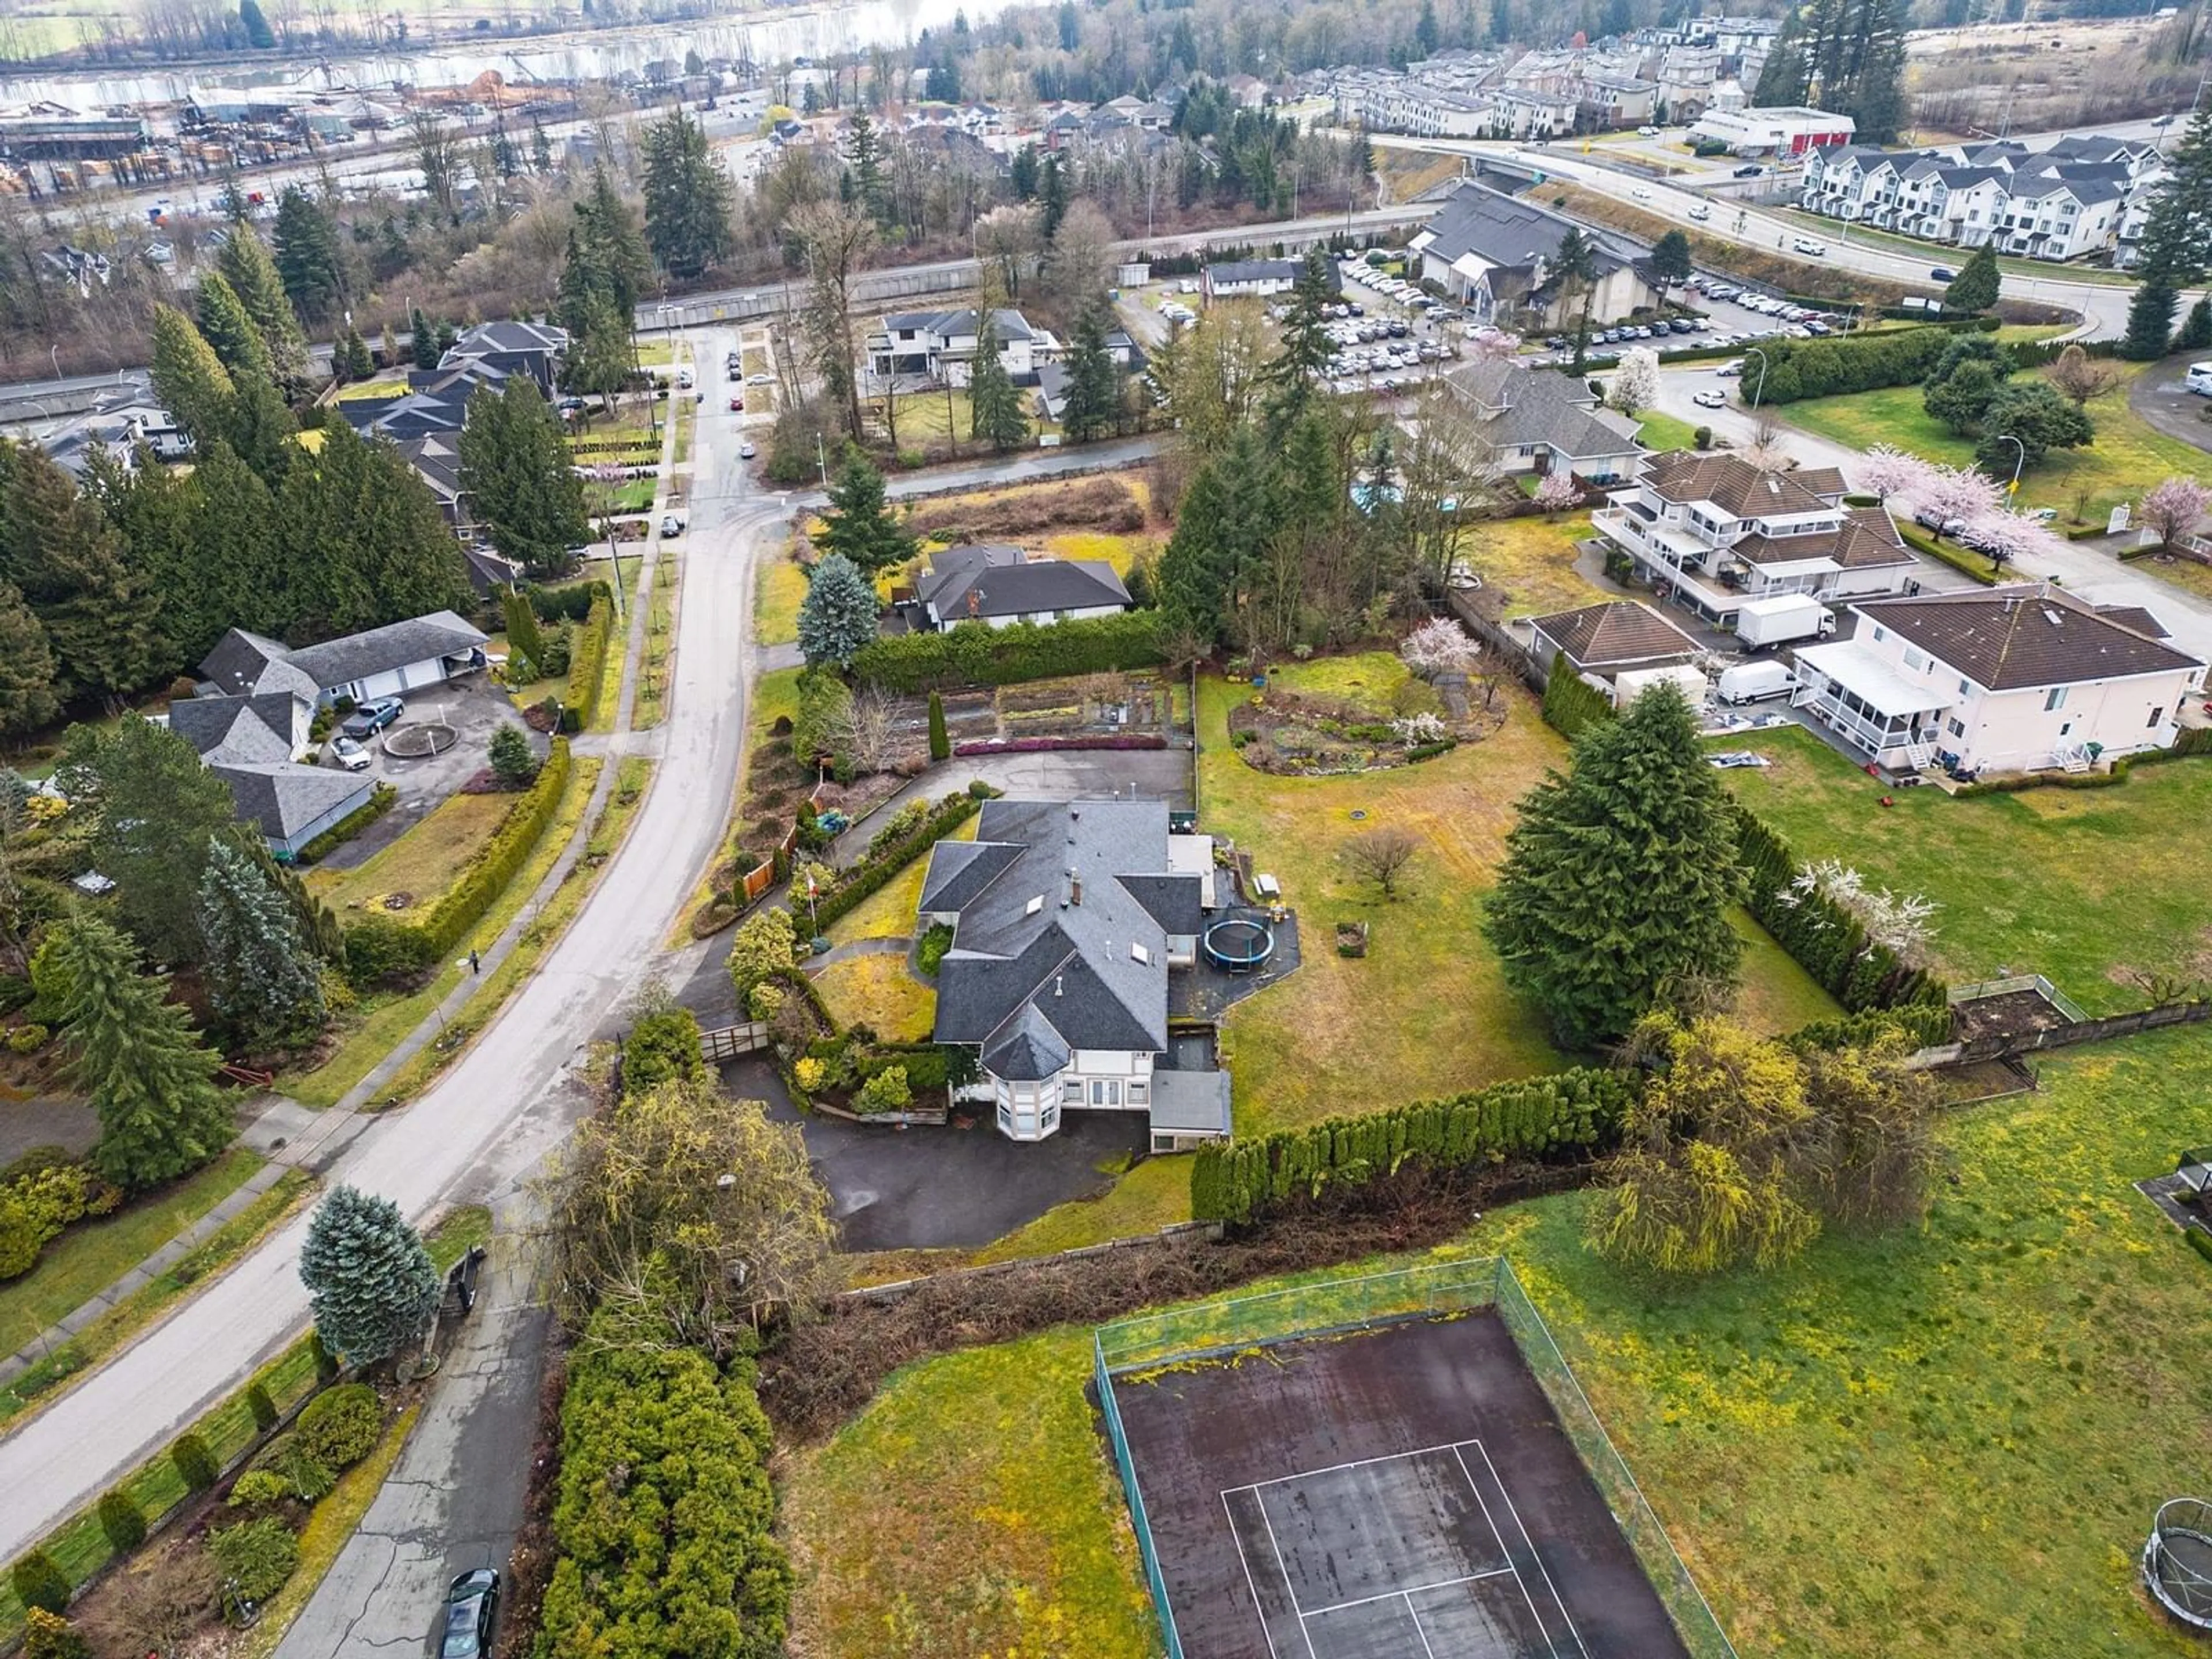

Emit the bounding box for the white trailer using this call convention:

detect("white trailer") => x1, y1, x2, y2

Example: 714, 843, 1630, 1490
1717, 661, 1796, 705
1733, 593, 1835, 650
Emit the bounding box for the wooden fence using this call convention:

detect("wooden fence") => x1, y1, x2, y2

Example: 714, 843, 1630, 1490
1444, 589, 1548, 695
1941, 998, 2210, 1066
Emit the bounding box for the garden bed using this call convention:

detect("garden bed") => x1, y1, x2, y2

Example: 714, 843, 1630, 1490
1225, 685, 1501, 777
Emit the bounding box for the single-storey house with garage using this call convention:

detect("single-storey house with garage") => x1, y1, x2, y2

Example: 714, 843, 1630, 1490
164, 692, 377, 859
1792, 584, 2206, 776
904, 544, 1131, 631
921, 798, 1231, 1148
1528, 600, 1707, 708
199, 611, 490, 706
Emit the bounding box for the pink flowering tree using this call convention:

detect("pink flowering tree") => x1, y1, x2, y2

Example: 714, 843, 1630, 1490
1911, 465, 2007, 538
2139, 475, 2212, 552
1399, 617, 1484, 679
1857, 444, 1936, 506
1533, 469, 1582, 513
1960, 510, 2066, 574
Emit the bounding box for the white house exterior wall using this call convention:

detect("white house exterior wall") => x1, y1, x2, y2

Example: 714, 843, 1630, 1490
933, 599, 1126, 631
336, 655, 458, 705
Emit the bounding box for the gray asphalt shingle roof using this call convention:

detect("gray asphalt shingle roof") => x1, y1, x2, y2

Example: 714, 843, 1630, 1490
212, 762, 374, 840
918, 545, 1130, 622
278, 611, 490, 692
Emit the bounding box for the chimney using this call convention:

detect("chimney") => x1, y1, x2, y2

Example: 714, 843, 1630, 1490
967, 588, 981, 618
1071, 876, 1083, 906
1054, 975, 1064, 997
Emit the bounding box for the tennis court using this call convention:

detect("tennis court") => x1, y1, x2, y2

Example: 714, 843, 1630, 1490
1103, 1300, 1705, 1659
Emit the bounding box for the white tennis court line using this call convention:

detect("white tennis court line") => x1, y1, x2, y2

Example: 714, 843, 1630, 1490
1459, 1442, 1593, 1659
1222, 1490, 1285, 1659
1227, 1438, 1596, 1659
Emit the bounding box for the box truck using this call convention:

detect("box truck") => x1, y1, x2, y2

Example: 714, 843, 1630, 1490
1716, 661, 1796, 705
1733, 593, 1835, 650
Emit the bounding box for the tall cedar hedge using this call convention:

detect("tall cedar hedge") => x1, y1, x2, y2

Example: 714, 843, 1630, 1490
1734, 806, 1949, 1014
1539, 653, 1616, 740
1733, 321, 1995, 407
342, 740, 573, 982
539, 1308, 790, 1659
562, 592, 616, 732
1190, 1067, 1637, 1225
851, 611, 1161, 693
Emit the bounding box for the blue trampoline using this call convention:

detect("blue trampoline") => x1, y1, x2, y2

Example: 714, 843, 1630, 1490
1203, 916, 1275, 972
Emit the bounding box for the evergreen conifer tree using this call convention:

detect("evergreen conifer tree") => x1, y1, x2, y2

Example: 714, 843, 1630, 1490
149, 305, 238, 457
2123, 274, 2178, 362
1060, 298, 1120, 444
47, 914, 234, 1190
641, 108, 734, 279
503, 589, 547, 669
1483, 685, 1746, 1046
968, 312, 1031, 452
179, 440, 285, 652
817, 449, 916, 572
459, 379, 590, 576
0, 440, 162, 702
797, 552, 880, 669
0, 580, 56, 739
272, 186, 345, 323
195, 271, 276, 387
298, 1185, 439, 1366
2181, 297, 2212, 353
1942, 245, 2001, 315
215, 222, 311, 388
197, 839, 325, 1049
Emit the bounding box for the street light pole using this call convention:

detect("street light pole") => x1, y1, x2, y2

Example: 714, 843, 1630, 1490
1997, 433, 2025, 509
1744, 345, 1770, 410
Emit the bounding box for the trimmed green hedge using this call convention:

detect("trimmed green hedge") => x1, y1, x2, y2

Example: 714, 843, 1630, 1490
343, 740, 573, 982
1736, 806, 1949, 1014
1735, 324, 1971, 406
623, 1007, 708, 1097
1540, 652, 1615, 740
1896, 521, 2002, 585
294, 783, 399, 866
851, 611, 1162, 693
1191, 1068, 1637, 1226
563, 594, 615, 732
792, 788, 986, 934
539, 1309, 790, 1659
2187, 1227, 2212, 1266
1782, 1002, 1952, 1052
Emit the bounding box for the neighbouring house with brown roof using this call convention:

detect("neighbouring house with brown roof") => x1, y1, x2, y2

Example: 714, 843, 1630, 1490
1529, 599, 1709, 710
1592, 452, 1919, 626
1790, 584, 2206, 775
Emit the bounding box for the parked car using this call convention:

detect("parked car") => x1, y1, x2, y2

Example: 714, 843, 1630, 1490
331, 736, 373, 771
1733, 164, 1764, 177
747, 372, 774, 385
1693, 388, 1728, 408
1930, 267, 1957, 283
1637, 124, 1661, 137
2186, 362, 2212, 396
1914, 508, 1967, 538
728, 395, 744, 411
440, 1570, 500, 1659
729, 362, 743, 380
660, 513, 684, 537
1715, 360, 1743, 377
340, 698, 403, 740
1632, 185, 1654, 201
739, 440, 757, 459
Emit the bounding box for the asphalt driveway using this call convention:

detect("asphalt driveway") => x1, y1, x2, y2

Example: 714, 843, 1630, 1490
2127, 355, 2212, 457
718, 1057, 1150, 1250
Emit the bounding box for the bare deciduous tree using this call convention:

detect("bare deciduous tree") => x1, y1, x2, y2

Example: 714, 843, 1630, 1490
82, 1547, 222, 1657
1040, 199, 1116, 316
827, 683, 901, 775
2043, 343, 2123, 408
1345, 826, 1421, 900
789, 200, 877, 440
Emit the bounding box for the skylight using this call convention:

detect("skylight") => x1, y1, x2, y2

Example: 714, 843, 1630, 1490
1131, 942, 1151, 964
1025, 895, 1044, 916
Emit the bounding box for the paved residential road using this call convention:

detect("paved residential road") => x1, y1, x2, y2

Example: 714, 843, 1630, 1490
0, 323, 779, 1567
2127, 355, 2212, 457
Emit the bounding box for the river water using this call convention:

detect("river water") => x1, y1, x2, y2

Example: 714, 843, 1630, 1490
0, 0, 1009, 110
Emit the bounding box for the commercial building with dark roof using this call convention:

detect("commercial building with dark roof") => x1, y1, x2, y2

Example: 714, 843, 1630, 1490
1791, 584, 2205, 777
919, 798, 1230, 1146
1409, 181, 1662, 331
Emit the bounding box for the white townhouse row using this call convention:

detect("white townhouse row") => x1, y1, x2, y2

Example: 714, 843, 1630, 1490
1799, 134, 2166, 264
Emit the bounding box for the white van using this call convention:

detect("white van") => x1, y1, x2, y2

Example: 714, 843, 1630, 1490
2187, 362, 2212, 397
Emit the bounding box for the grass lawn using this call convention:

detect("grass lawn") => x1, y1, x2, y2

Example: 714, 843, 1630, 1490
810, 953, 935, 1043
968, 1154, 1194, 1264
1200, 656, 1827, 1137
283, 759, 604, 1109
1040, 529, 1161, 577
884, 387, 975, 445
0, 1147, 262, 1355
1465, 512, 1612, 620
1722, 725, 2212, 1012
781, 1327, 1158, 1659
827, 816, 974, 944
755, 544, 808, 646
784, 1023, 2212, 1659
1780, 366, 2208, 532
634, 554, 677, 730
1637, 410, 1703, 453
306, 793, 513, 912
673, 668, 802, 941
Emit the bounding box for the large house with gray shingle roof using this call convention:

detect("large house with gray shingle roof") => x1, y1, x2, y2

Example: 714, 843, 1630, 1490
1791, 584, 2205, 775
164, 692, 377, 859
1441, 359, 1642, 484
905, 544, 1131, 631
199, 611, 489, 706
921, 798, 1230, 1146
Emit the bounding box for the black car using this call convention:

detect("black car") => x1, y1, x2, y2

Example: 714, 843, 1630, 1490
440, 1569, 500, 1658
1733, 164, 1764, 177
